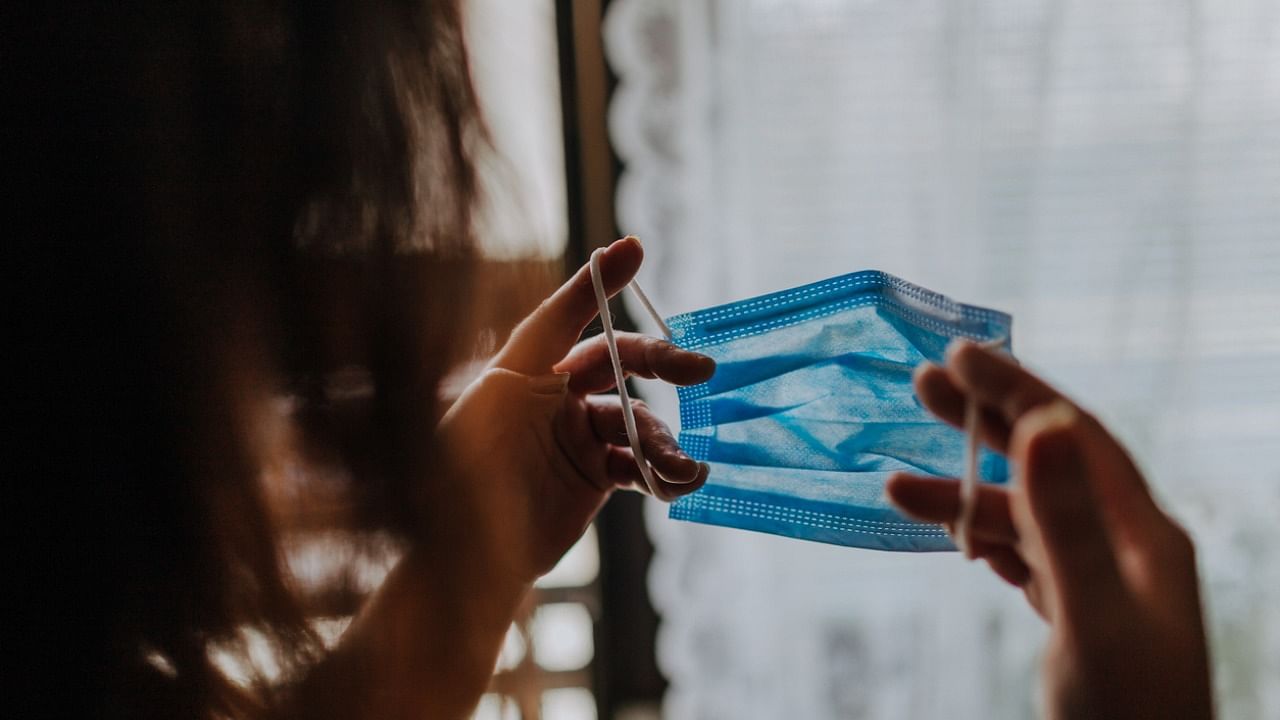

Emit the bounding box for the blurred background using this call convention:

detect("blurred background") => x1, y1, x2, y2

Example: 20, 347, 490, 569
449, 0, 1279, 718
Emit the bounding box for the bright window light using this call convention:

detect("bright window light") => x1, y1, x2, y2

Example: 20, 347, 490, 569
531, 603, 595, 672
537, 525, 601, 589
542, 688, 598, 720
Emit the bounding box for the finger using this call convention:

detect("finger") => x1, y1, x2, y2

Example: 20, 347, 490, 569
969, 538, 1032, 587
587, 395, 702, 484
945, 339, 1062, 425
659, 458, 710, 498
947, 341, 1170, 545
605, 445, 649, 489
606, 446, 710, 498
492, 236, 643, 374
885, 473, 1018, 543
914, 362, 1014, 452
556, 333, 715, 394
1011, 400, 1129, 624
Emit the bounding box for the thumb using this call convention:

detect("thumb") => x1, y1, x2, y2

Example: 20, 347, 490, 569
491, 236, 643, 375
1012, 401, 1128, 625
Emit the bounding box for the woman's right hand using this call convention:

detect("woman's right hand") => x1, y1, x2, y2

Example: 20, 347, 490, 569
886, 341, 1213, 720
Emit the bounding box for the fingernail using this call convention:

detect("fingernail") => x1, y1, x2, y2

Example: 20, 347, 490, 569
1012, 400, 1083, 485
978, 336, 1006, 352
530, 371, 571, 395
610, 235, 641, 254
1021, 405, 1089, 517
665, 343, 715, 374
1022, 399, 1078, 436
912, 360, 938, 382
657, 453, 697, 485
945, 338, 976, 362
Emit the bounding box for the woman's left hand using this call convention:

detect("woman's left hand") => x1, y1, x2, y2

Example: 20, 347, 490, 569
885, 342, 1212, 720
434, 236, 712, 583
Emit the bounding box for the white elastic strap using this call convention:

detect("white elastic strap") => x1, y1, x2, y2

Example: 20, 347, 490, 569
956, 399, 982, 558
955, 336, 1007, 559
589, 248, 670, 497
627, 279, 672, 338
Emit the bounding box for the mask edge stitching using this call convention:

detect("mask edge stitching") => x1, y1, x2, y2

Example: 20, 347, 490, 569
679, 296, 1002, 350
667, 271, 1010, 328
674, 492, 947, 533
671, 496, 948, 537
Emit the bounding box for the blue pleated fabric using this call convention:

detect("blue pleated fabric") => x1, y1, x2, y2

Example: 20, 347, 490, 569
666, 270, 1012, 551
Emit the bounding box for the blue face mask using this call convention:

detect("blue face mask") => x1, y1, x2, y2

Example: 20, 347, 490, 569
587, 253, 1011, 552
656, 270, 1012, 552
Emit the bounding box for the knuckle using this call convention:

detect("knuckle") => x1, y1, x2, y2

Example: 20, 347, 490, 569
588, 334, 611, 354
570, 269, 593, 295
1006, 390, 1057, 422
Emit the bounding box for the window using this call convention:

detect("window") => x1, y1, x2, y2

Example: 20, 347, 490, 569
284, 2, 613, 718
607, 1, 1280, 718
471, 1, 613, 717
476, 530, 603, 720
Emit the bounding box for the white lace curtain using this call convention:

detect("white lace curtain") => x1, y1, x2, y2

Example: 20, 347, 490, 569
605, 1, 1280, 718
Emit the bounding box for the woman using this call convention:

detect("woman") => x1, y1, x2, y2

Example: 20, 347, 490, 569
12, 1, 1210, 718
17, 1, 709, 717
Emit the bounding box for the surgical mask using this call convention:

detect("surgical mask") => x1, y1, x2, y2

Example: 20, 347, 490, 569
591, 254, 1011, 552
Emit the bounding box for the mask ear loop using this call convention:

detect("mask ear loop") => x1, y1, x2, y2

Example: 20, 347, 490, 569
626, 277, 672, 339
955, 336, 1008, 559
589, 246, 672, 498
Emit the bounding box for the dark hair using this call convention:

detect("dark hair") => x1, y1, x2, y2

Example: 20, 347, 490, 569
12, 1, 486, 716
